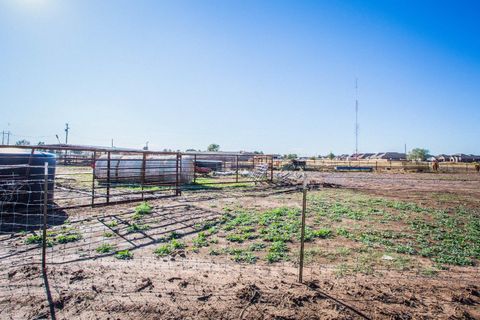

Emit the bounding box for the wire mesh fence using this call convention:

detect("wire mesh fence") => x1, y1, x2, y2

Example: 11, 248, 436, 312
1, 148, 479, 319
303, 159, 480, 173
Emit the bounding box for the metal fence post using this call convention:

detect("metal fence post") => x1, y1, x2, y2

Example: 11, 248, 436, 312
193, 154, 197, 184
298, 185, 307, 283
42, 162, 56, 320
236, 155, 239, 183
141, 153, 146, 200
175, 153, 180, 196
91, 151, 96, 207
106, 152, 111, 204
270, 155, 274, 182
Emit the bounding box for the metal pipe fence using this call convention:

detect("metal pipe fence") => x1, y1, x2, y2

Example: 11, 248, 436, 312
0, 145, 274, 212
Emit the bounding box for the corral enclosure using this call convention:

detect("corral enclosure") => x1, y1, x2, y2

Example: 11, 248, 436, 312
1, 145, 479, 319
0, 145, 274, 212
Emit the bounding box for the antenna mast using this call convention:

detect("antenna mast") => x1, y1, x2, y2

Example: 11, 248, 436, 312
355, 78, 359, 157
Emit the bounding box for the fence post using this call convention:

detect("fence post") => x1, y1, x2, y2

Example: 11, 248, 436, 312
193, 154, 197, 184
91, 151, 96, 207
298, 185, 307, 283
141, 153, 146, 200
236, 155, 239, 183
175, 153, 180, 196
42, 162, 56, 320
106, 152, 111, 204
270, 155, 274, 182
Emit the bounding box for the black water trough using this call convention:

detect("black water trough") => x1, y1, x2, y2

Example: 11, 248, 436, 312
0, 148, 56, 212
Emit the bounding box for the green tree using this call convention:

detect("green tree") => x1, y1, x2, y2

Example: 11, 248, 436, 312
327, 152, 335, 160
284, 154, 297, 160
15, 139, 30, 146
408, 148, 429, 161
207, 144, 220, 152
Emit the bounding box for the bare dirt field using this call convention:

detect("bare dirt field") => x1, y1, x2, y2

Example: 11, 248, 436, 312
1, 172, 479, 319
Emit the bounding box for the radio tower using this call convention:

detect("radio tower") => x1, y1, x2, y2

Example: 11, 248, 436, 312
355, 78, 359, 158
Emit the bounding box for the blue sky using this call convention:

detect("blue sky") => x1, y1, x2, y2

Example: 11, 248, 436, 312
0, 0, 479, 155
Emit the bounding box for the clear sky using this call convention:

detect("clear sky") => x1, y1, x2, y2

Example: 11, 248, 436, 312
1, 0, 479, 155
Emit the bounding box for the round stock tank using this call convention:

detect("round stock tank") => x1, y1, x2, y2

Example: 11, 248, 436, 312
0, 148, 56, 210
94, 154, 194, 185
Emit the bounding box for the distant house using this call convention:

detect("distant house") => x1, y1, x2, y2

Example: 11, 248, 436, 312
358, 153, 375, 160
436, 154, 450, 162
368, 153, 383, 160
449, 154, 480, 163
347, 153, 374, 160
334, 154, 350, 161
368, 152, 406, 161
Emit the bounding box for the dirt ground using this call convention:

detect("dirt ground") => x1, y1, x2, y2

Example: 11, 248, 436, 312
1, 172, 479, 319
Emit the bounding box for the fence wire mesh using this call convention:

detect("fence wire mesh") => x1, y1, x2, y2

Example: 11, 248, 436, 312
1, 147, 479, 319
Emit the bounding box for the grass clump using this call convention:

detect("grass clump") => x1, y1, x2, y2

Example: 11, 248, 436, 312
154, 239, 186, 257
248, 242, 266, 251
266, 241, 289, 263
25, 231, 80, 247
170, 239, 185, 249
395, 244, 416, 255
226, 226, 257, 243
127, 223, 150, 233
96, 243, 115, 253
133, 202, 153, 219
154, 244, 173, 256
312, 228, 333, 238
259, 207, 301, 242
225, 248, 257, 264
115, 250, 133, 260
135, 202, 153, 215
56, 233, 82, 244
223, 211, 257, 231
192, 232, 209, 247
302, 227, 334, 241
25, 234, 43, 245
105, 220, 118, 228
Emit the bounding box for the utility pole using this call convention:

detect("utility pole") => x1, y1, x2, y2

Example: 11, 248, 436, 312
64, 123, 69, 144
7, 131, 10, 145
1, 131, 4, 145
355, 78, 359, 158
111, 139, 114, 148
